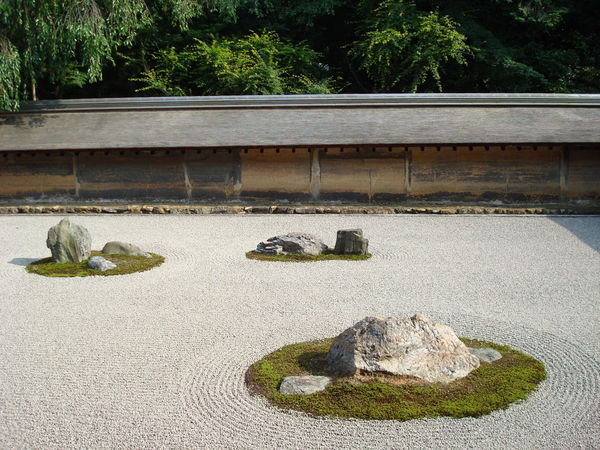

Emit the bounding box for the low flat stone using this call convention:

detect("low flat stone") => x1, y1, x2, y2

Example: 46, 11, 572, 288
102, 241, 151, 258
255, 232, 328, 256
468, 347, 503, 363
279, 376, 331, 395
87, 256, 117, 272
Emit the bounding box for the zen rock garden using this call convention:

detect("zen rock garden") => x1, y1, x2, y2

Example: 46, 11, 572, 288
247, 313, 545, 420
27, 218, 546, 422
27, 218, 163, 277
247, 229, 371, 261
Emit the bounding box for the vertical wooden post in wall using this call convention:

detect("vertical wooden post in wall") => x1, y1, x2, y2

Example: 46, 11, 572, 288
310, 148, 321, 200
559, 146, 569, 203
404, 147, 412, 198
182, 151, 193, 200
72, 153, 80, 198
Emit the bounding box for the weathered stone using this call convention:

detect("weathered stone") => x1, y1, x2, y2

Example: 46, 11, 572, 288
328, 314, 480, 383
279, 376, 331, 395
87, 256, 117, 272
468, 347, 503, 363
102, 241, 151, 258
46, 218, 92, 263
255, 232, 328, 256
333, 229, 369, 255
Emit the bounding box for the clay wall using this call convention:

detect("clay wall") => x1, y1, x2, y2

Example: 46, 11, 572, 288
0, 145, 598, 204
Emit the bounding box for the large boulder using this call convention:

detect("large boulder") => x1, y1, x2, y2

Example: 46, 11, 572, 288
46, 218, 92, 263
334, 229, 369, 255
102, 241, 150, 258
255, 233, 328, 256
327, 314, 480, 383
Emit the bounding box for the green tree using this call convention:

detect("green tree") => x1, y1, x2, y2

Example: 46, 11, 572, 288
0, 0, 236, 111
348, 0, 470, 92
133, 31, 334, 95
428, 0, 600, 92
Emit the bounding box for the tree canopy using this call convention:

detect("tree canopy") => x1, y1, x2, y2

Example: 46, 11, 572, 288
1, 0, 598, 111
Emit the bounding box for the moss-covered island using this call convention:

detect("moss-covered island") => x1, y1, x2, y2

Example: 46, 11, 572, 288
246, 250, 372, 262
26, 251, 164, 277
246, 337, 546, 421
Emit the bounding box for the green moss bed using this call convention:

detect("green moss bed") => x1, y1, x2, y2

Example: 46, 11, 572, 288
246, 250, 372, 262
26, 251, 164, 277
246, 337, 546, 421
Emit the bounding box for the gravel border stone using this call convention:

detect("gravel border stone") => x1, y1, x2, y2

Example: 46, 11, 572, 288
1, 204, 599, 215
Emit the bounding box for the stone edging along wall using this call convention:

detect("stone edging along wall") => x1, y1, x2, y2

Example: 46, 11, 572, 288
1, 204, 598, 215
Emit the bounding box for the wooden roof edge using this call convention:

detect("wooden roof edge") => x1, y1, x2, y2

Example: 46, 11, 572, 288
13, 93, 600, 113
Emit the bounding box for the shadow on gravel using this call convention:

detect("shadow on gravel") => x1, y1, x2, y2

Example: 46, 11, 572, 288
549, 217, 600, 253
8, 257, 39, 266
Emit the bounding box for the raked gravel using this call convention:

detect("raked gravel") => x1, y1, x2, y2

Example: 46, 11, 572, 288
0, 215, 599, 449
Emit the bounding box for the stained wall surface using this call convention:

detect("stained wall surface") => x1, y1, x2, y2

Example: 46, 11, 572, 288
0, 145, 598, 204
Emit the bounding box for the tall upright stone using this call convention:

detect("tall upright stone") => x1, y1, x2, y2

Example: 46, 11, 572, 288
46, 218, 92, 263
333, 229, 369, 255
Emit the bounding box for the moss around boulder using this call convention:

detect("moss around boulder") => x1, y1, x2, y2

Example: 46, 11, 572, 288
246, 251, 371, 262
246, 337, 546, 421
26, 251, 164, 277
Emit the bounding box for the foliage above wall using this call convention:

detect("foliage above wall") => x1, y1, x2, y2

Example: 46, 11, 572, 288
1, 0, 598, 111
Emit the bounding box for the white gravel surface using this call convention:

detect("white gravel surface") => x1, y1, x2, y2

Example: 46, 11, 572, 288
1, 214, 599, 449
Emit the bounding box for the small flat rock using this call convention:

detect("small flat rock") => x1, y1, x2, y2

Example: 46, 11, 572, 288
102, 241, 151, 258
87, 256, 117, 272
468, 347, 503, 363
279, 376, 331, 395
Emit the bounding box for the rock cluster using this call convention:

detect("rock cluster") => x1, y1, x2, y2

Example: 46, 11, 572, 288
46, 218, 92, 263
44, 219, 151, 271
334, 229, 369, 255
87, 256, 117, 272
102, 241, 151, 258
255, 233, 328, 256
327, 314, 480, 383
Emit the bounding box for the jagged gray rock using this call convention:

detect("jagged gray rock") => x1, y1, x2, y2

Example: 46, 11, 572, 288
334, 229, 369, 255
255, 233, 328, 256
87, 256, 117, 272
328, 314, 480, 383
46, 218, 92, 263
102, 241, 151, 258
468, 347, 503, 363
279, 376, 331, 395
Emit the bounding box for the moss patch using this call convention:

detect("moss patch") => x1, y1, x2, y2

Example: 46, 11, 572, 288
246, 250, 372, 262
26, 251, 164, 277
246, 337, 546, 421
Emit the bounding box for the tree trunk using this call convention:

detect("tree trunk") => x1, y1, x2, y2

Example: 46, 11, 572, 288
31, 80, 37, 101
